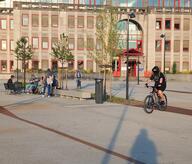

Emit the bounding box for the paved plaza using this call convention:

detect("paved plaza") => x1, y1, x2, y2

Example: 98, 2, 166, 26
0, 79, 192, 164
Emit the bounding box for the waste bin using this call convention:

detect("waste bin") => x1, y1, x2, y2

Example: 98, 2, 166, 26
95, 78, 103, 104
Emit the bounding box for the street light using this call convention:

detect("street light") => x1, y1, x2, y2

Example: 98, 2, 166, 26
160, 33, 166, 74
126, 11, 135, 100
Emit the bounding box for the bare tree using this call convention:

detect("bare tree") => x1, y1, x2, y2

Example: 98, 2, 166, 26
88, 7, 121, 99
51, 33, 74, 89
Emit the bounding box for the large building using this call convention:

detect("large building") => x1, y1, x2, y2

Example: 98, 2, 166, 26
0, 0, 192, 77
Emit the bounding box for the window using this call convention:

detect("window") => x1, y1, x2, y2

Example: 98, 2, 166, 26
155, 40, 161, 51
165, 19, 171, 30
51, 15, 58, 27
10, 19, 14, 30
10, 40, 14, 51
165, 40, 171, 51
96, 39, 102, 50
69, 38, 75, 50
1, 60, 7, 71
0, 19, 7, 29
22, 14, 29, 26
156, 19, 161, 30
42, 37, 49, 49
1, 40, 7, 50
42, 15, 48, 27
183, 18, 190, 31
183, 40, 189, 52
32, 37, 39, 49
32, 14, 39, 27
68, 16, 75, 28
87, 37, 94, 50
77, 16, 84, 28
77, 37, 84, 50
174, 18, 180, 30
174, 40, 180, 52
87, 16, 94, 29
51, 37, 58, 48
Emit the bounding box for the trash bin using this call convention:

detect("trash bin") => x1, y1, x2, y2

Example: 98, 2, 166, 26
95, 78, 103, 104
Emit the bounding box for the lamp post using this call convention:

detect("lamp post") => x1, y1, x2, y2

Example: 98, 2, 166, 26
126, 11, 135, 100
160, 33, 166, 74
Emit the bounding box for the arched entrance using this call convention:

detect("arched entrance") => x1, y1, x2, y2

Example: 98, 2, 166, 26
113, 19, 143, 78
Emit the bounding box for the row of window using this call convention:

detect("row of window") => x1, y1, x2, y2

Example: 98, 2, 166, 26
156, 18, 190, 30
0, 37, 99, 51
155, 40, 189, 52
0, 60, 93, 72
0, 19, 14, 30
22, 14, 95, 29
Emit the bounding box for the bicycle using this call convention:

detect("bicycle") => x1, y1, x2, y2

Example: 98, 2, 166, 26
144, 85, 167, 113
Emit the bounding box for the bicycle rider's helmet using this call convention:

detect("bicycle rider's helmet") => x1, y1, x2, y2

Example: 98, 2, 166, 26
152, 66, 160, 74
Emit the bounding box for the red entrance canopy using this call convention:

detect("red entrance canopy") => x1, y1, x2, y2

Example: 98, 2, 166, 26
122, 48, 143, 56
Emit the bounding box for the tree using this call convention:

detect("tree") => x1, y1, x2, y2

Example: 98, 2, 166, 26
88, 7, 121, 99
51, 33, 74, 89
15, 37, 33, 91
172, 62, 177, 74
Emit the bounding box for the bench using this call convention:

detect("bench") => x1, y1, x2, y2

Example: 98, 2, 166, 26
3, 82, 23, 94
56, 89, 92, 99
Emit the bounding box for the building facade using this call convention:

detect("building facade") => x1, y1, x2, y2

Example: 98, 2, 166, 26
0, 0, 192, 77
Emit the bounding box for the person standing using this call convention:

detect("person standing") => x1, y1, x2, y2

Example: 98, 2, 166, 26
75, 69, 82, 89
46, 69, 53, 97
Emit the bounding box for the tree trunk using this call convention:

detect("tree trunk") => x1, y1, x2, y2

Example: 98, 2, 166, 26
23, 60, 26, 92
62, 62, 64, 89
103, 67, 106, 101
65, 68, 68, 90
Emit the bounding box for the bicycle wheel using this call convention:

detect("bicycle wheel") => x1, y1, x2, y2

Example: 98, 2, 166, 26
144, 95, 154, 113
160, 94, 168, 111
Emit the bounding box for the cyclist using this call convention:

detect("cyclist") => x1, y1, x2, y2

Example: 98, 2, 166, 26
146, 66, 167, 105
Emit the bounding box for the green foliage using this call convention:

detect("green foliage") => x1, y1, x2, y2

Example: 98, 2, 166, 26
51, 33, 74, 65
14, 37, 33, 90
15, 37, 33, 61
172, 62, 177, 74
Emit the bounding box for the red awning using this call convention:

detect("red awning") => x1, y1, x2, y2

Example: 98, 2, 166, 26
123, 48, 143, 56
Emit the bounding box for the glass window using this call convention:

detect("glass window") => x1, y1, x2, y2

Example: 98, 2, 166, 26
174, 18, 180, 30
68, 15, 75, 28
155, 40, 161, 51
42, 37, 48, 49
1, 60, 7, 71
87, 16, 94, 29
183, 18, 190, 31
10, 19, 14, 30
87, 37, 94, 50
174, 40, 180, 52
183, 40, 189, 52
165, 19, 171, 29
77, 37, 84, 50
51, 37, 58, 48
42, 15, 48, 27
77, 16, 84, 28
51, 15, 58, 27
69, 38, 75, 50
165, 40, 171, 51
165, 0, 174, 7
10, 40, 14, 51
1, 19, 7, 29
32, 37, 39, 49
22, 14, 29, 26
1, 40, 7, 50
96, 39, 102, 50
32, 14, 39, 27
156, 19, 162, 30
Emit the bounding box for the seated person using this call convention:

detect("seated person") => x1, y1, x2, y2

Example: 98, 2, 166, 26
7, 75, 16, 93
26, 75, 39, 94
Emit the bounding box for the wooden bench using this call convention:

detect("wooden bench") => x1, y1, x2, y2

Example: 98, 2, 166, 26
56, 89, 92, 99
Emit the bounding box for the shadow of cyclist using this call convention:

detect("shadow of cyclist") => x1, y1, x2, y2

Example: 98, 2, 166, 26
129, 129, 158, 164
